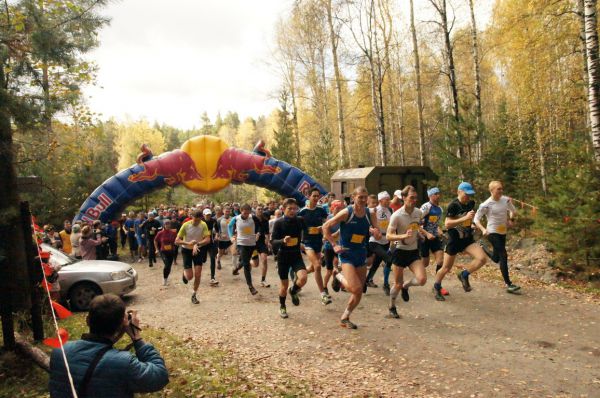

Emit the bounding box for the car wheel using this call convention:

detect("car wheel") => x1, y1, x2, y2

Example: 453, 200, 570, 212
69, 282, 102, 311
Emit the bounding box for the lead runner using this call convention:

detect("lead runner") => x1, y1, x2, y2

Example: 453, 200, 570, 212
323, 186, 381, 329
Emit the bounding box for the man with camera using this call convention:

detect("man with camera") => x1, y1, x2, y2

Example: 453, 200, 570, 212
49, 294, 169, 397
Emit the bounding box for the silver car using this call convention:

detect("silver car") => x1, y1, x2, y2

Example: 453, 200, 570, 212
41, 244, 138, 311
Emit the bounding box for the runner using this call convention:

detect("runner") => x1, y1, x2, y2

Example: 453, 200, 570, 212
175, 210, 211, 304
154, 219, 177, 286
202, 208, 219, 287
322, 192, 336, 214
321, 200, 344, 295
386, 186, 427, 318
215, 206, 233, 270
366, 192, 393, 291
253, 205, 271, 288
432, 182, 487, 301
271, 198, 309, 318
144, 212, 162, 267
474, 181, 520, 294
134, 212, 146, 263
124, 212, 138, 260
298, 187, 331, 305
390, 190, 403, 212
323, 186, 381, 329
419, 187, 449, 296
228, 204, 260, 295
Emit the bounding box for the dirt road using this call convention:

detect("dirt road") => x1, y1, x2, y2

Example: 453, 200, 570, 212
126, 255, 600, 397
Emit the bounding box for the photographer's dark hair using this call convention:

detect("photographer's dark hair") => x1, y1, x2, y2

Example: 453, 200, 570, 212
88, 294, 126, 336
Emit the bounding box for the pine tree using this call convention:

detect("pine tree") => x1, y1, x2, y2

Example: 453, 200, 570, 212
271, 89, 296, 164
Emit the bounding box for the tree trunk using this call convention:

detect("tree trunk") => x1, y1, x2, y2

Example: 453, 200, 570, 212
468, 0, 483, 162
535, 121, 548, 194
577, 0, 590, 129
0, 49, 31, 313
325, 0, 349, 167
584, 0, 600, 161
410, 0, 426, 167
431, 0, 464, 164
289, 67, 302, 167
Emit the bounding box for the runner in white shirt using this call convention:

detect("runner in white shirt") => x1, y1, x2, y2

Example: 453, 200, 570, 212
474, 180, 520, 294
365, 191, 393, 291
386, 186, 427, 319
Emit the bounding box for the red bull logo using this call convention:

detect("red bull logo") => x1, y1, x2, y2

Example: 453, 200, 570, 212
213, 148, 281, 182
128, 149, 202, 186
81, 193, 113, 223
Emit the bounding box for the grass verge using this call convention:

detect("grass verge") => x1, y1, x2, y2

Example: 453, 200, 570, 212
1, 313, 304, 397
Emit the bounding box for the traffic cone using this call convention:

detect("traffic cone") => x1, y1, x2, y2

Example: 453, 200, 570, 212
43, 328, 69, 348
51, 300, 72, 319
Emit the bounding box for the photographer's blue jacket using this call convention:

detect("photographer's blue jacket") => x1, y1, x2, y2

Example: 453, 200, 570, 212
49, 334, 169, 397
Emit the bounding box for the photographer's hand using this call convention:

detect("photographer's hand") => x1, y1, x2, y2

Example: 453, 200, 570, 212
126, 310, 143, 341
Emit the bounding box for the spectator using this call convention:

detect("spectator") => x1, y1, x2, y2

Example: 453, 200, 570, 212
49, 294, 169, 397
59, 220, 72, 255
43, 225, 62, 250
79, 226, 105, 260
70, 224, 82, 259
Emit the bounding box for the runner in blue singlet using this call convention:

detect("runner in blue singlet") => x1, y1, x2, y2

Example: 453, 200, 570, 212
323, 187, 381, 329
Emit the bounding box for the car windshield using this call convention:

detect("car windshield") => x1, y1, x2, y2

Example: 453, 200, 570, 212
40, 244, 78, 267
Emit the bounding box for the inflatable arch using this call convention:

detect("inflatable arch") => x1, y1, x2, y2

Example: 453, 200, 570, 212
74, 136, 328, 223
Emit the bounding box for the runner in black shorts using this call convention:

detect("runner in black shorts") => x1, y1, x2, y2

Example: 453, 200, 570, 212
271, 198, 308, 319
321, 200, 345, 292
433, 182, 487, 301
253, 206, 271, 288
419, 187, 448, 296
386, 186, 427, 318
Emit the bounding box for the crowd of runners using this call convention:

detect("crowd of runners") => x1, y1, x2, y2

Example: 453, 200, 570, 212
41, 180, 520, 329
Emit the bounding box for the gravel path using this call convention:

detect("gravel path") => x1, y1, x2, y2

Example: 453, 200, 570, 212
125, 254, 600, 397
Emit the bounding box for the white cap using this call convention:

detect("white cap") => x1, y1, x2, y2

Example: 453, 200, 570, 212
202, 208, 212, 216
378, 191, 390, 201
393, 190, 402, 198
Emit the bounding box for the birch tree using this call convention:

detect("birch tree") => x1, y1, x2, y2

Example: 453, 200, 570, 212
468, 0, 484, 162
410, 0, 427, 166
584, 0, 600, 162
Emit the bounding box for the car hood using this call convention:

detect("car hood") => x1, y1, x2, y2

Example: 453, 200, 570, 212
60, 260, 133, 273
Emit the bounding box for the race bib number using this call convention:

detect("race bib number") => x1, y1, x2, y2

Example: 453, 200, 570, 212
496, 224, 507, 234
409, 223, 420, 231
252, 250, 258, 257
462, 220, 472, 227
129, 228, 135, 232
429, 216, 438, 223
350, 234, 365, 244
379, 220, 389, 229
163, 244, 172, 251
150, 230, 155, 235
286, 237, 298, 246
308, 226, 320, 235
242, 226, 252, 235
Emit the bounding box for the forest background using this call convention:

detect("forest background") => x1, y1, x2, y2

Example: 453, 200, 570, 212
1, 0, 599, 277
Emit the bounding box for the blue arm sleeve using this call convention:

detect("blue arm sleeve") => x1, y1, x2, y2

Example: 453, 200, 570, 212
228, 217, 236, 237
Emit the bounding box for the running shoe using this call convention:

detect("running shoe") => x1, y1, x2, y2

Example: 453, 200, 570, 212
383, 284, 390, 296
249, 286, 258, 295
457, 270, 472, 292
332, 274, 341, 292
401, 286, 410, 302
260, 280, 271, 288
210, 279, 219, 286
289, 287, 300, 306
388, 306, 400, 319
279, 307, 288, 319
506, 284, 521, 294
433, 286, 446, 301
367, 280, 378, 288
440, 287, 450, 296
340, 318, 357, 329
191, 293, 199, 304
149, 262, 153, 268
232, 266, 240, 276
321, 294, 332, 305
182, 274, 188, 285
363, 282, 368, 293
323, 287, 330, 296
217, 260, 222, 270
163, 279, 168, 286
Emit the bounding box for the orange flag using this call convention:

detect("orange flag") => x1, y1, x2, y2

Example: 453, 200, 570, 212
51, 300, 72, 319
43, 328, 69, 348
